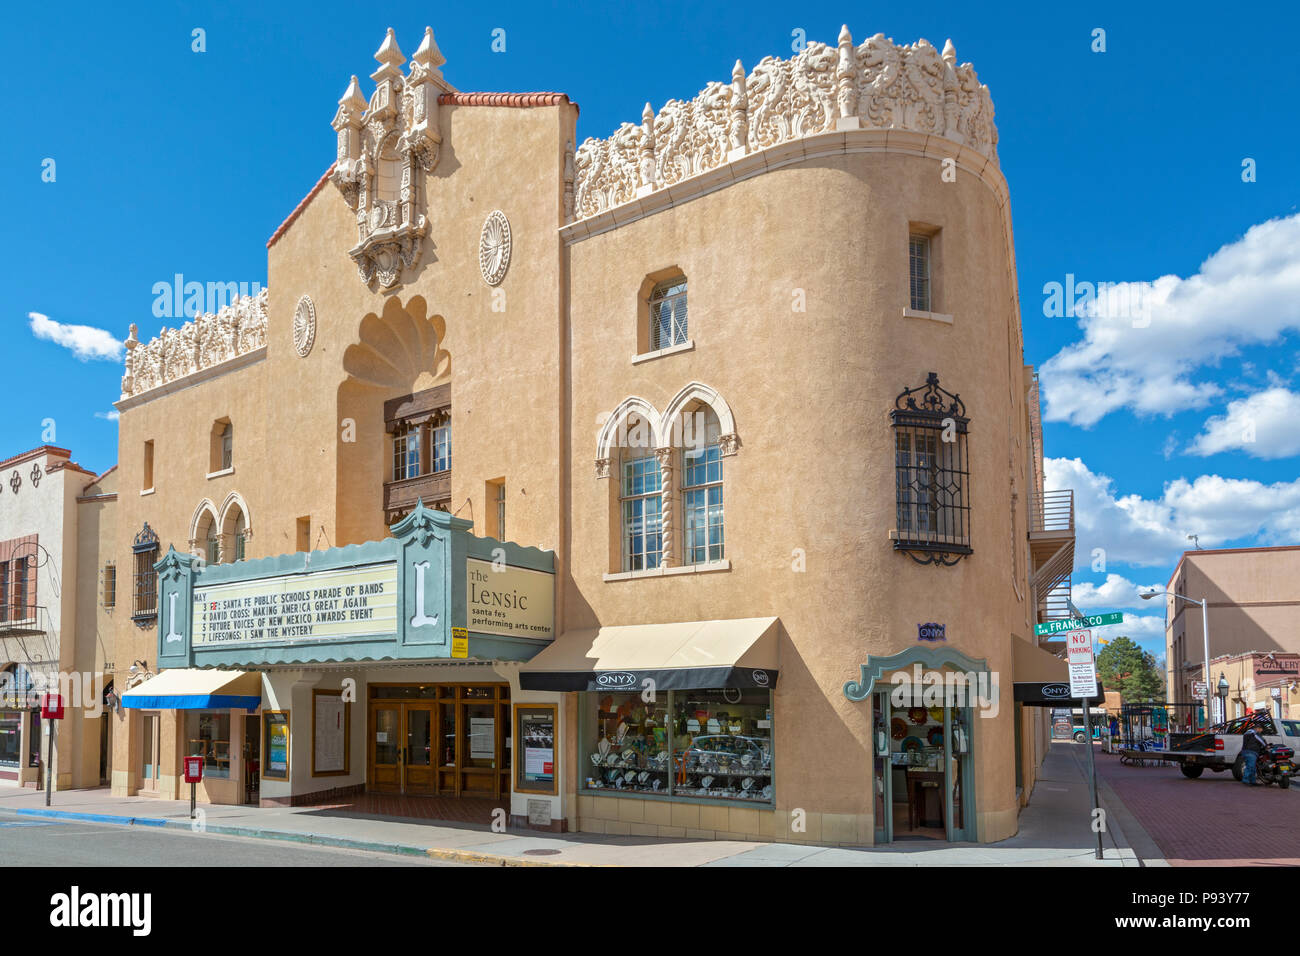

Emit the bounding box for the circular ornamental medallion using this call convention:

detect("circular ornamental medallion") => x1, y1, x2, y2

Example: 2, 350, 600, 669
293, 295, 317, 358
479, 210, 511, 286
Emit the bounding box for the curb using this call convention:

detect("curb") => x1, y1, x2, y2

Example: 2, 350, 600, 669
424, 847, 599, 867
14, 808, 167, 828
11, 807, 591, 866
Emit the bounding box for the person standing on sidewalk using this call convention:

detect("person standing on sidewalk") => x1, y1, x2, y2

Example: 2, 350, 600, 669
1242, 724, 1267, 786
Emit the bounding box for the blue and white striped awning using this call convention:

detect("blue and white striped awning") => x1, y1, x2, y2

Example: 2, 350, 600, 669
121, 669, 261, 711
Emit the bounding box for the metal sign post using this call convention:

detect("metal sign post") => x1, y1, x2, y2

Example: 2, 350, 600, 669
1065, 629, 1103, 860
40, 694, 64, 807
184, 756, 203, 818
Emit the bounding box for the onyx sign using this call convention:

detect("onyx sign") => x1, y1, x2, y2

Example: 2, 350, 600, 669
917, 622, 946, 643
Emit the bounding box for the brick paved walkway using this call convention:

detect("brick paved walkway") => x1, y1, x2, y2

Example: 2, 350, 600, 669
1091, 745, 1300, 865
294, 791, 500, 825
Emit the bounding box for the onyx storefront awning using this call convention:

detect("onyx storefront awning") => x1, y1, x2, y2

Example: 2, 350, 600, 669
519, 618, 779, 692
1011, 635, 1104, 706
121, 669, 262, 712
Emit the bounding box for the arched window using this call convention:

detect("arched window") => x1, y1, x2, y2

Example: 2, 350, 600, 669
196, 510, 219, 565
680, 407, 724, 565
618, 412, 662, 571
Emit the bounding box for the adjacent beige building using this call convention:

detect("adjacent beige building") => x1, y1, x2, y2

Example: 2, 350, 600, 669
107, 24, 1075, 845
1164, 546, 1300, 716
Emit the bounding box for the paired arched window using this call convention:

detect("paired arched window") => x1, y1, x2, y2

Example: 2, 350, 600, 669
597, 385, 737, 573
188, 495, 251, 565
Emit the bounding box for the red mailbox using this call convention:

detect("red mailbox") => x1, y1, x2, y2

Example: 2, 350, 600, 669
184, 756, 204, 783
40, 694, 64, 720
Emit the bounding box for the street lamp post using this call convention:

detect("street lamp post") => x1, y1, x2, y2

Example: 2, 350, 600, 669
1141, 588, 1211, 731
1216, 673, 1229, 725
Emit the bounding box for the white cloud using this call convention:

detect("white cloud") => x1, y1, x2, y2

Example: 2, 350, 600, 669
1095, 614, 1167, 640
1046, 456, 1300, 568
28, 311, 122, 361
94, 410, 120, 422
1071, 574, 1164, 610
1188, 387, 1300, 458
1039, 213, 1300, 427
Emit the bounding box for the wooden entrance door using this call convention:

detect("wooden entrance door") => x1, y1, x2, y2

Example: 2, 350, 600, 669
403, 703, 435, 794
139, 713, 160, 793
369, 704, 401, 792
369, 702, 436, 794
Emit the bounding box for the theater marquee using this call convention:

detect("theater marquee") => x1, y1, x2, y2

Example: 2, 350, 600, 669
192, 563, 399, 647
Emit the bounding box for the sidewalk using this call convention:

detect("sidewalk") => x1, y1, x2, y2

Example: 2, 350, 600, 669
0, 744, 1146, 866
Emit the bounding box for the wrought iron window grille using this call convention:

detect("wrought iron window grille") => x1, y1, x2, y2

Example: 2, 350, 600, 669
891, 372, 972, 566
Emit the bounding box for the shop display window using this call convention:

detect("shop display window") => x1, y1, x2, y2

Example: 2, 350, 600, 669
582, 688, 772, 803
186, 710, 232, 779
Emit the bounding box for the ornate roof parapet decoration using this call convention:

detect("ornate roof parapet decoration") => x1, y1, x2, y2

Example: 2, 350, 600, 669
120, 289, 268, 400
572, 26, 998, 221
330, 26, 456, 290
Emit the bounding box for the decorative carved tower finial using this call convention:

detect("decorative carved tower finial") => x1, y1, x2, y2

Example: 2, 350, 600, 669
412, 26, 446, 83
638, 102, 657, 191
331, 75, 369, 209
330, 27, 445, 290
404, 26, 445, 171
941, 38, 961, 142
369, 28, 406, 123
563, 140, 576, 222
836, 26, 858, 119
728, 59, 748, 156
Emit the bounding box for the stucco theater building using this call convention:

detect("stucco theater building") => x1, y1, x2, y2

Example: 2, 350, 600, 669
112, 24, 1076, 843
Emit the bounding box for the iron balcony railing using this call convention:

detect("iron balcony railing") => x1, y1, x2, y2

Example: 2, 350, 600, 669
1030, 489, 1074, 533
0, 604, 49, 636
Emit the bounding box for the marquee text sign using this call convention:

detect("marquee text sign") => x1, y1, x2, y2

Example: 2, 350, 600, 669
466, 558, 554, 641
192, 563, 399, 647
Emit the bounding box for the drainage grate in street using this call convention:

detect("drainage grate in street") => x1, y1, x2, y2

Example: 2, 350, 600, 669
522, 849, 562, 856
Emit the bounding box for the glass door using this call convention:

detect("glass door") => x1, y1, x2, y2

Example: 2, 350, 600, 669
369, 705, 401, 792
403, 703, 435, 794
139, 713, 159, 792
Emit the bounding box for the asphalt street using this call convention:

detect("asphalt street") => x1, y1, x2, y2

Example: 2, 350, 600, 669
0, 809, 467, 866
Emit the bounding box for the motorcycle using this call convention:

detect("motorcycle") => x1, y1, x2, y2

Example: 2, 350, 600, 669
1256, 743, 1297, 789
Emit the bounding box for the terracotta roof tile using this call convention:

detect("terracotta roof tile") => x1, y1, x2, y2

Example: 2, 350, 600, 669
438, 91, 576, 112
266, 161, 338, 249
0, 445, 70, 472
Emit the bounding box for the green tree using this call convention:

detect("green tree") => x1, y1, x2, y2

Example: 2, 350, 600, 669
1095, 636, 1163, 701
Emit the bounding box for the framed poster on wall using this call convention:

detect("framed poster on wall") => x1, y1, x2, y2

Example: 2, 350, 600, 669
263, 711, 290, 781
312, 690, 350, 776
514, 703, 557, 795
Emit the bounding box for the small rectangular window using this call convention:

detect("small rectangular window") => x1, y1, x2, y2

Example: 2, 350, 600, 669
143, 440, 154, 490
909, 235, 931, 312
433, 425, 451, 473
392, 427, 420, 480
296, 517, 311, 553
486, 479, 506, 541
102, 563, 116, 609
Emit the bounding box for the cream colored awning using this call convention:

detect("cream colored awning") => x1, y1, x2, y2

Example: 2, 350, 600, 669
1013, 636, 1068, 684
121, 669, 261, 711
519, 618, 780, 691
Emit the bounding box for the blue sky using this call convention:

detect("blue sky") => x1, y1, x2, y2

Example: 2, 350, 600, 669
4, 1, 1299, 658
